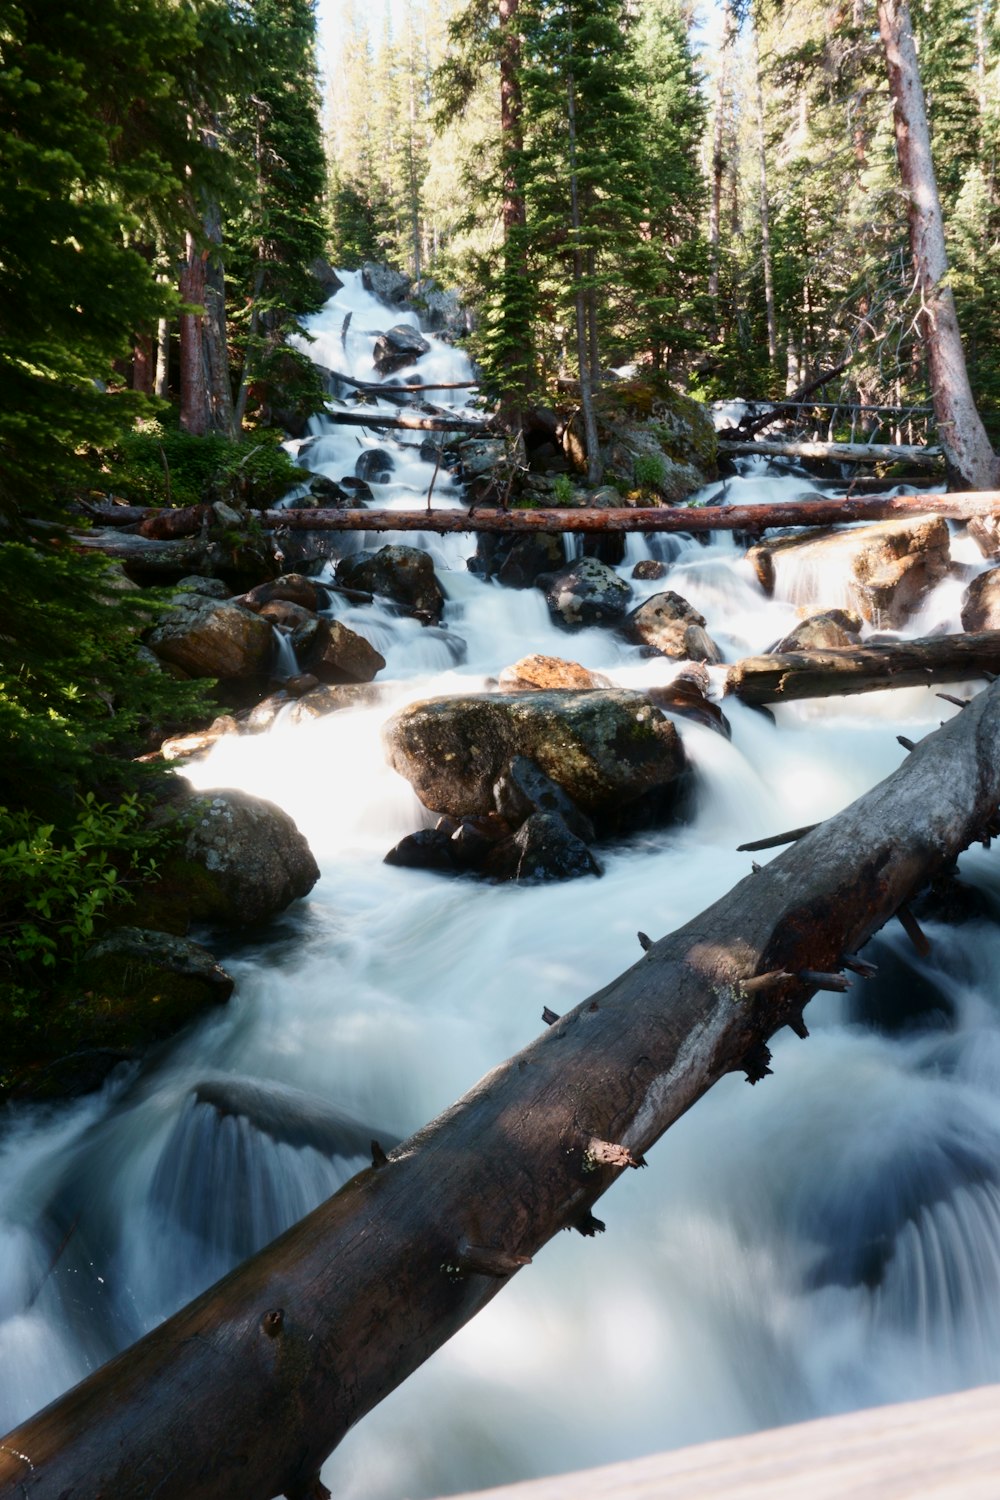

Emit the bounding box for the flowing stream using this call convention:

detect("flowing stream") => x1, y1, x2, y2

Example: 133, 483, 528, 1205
4, 273, 1000, 1495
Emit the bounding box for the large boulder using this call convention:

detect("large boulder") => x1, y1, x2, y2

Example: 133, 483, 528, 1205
563, 378, 717, 501
624, 591, 723, 663
468, 531, 565, 590
362, 262, 411, 305
372, 323, 431, 375
538, 556, 633, 629
146, 593, 274, 681
148, 790, 320, 929
410, 278, 472, 336
383, 689, 687, 833
748, 516, 951, 628
291, 617, 386, 684
961, 566, 1000, 631
336, 545, 445, 623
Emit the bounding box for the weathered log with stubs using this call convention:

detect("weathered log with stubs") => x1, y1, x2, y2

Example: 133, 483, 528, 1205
3, 683, 1000, 1500
717, 438, 943, 466
725, 632, 1000, 704
320, 407, 490, 432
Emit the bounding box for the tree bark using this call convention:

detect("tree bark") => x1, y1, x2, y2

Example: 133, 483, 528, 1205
178, 231, 209, 437
877, 0, 1000, 490
718, 438, 943, 465
751, 19, 778, 368
76, 492, 1000, 539
3, 682, 1000, 1500
726, 632, 1000, 704
566, 68, 602, 486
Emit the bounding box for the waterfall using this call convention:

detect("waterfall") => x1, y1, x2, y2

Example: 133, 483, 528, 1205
3, 272, 1000, 1499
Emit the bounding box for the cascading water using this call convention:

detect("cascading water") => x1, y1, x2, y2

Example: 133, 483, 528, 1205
5, 273, 1000, 1496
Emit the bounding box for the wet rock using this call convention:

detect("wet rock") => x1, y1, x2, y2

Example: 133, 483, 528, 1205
582, 532, 626, 567
383, 689, 687, 834
632, 559, 668, 581
483, 813, 601, 883
410, 278, 472, 336
646, 664, 730, 739
160, 715, 239, 762
960, 566, 1000, 632
492, 532, 566, 589
339, 476, 374, 502
748, 517, 951, 628
773, 609, 864, 652
310, 258, 343, 294
362, 262, 411, 306
284, 682, 385, 724
384, 828, 459, 873
538, 556, 633, 630
624, 591, 723, 663
146, 593, 274, 682
355, 447, 396, 484
175, 575, 231, 599
493, 756, 596, 843
284, 672, 321, 697
458, 437, 508, 478
257, 599, 315, 631
372, 323, 431, 375
243, 574, 327, 613
498, 655, 613, 692
73, 928, 234, 1046
336, 544, 445, 624
448, 813, 512, 868
241, 692, 290, 733
292, 617, 386, 685
307, 476, 356, 506
148, 789, 320, 929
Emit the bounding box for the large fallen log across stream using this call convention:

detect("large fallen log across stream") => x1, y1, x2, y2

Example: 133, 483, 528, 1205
725, 632, 1000, 703
4, 683, 1000, 1500
73, 490, 1000, 544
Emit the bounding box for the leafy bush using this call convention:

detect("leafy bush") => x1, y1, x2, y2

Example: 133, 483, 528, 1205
106, 422, 309, 511
0, 794, 162, 977
633, 453, 666, 490
551, 474, 575, 504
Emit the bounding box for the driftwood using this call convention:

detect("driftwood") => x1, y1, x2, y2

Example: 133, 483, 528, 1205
718, 438, 943, 466
3, 682, 1000, 1500
321, 406, 490, 433
726, 633, 1000, 704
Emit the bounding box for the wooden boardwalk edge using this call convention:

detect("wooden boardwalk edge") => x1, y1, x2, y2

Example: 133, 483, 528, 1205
443, 1383, 1000, 1499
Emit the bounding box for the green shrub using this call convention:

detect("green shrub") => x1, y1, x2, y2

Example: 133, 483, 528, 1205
106, 422, 309, 511
633, 453, 666, 491
551, 474, 575, 504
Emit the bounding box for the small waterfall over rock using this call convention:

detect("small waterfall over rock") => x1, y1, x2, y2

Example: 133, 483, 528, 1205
3, 274, 1000, 1498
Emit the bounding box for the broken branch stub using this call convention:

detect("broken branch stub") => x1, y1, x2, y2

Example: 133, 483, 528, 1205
4, 684, 1000, 1500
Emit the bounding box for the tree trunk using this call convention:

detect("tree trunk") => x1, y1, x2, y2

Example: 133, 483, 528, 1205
877, 0, 1000, 490
718, 438, 943, 465
3, 681, 1000, 1500
178, 231, 209, 437
751, 19, 778, 368
566, 70, 602, 486
726, 632, 1000, 704
155, 316, 171, 399
707, 2, 734, 335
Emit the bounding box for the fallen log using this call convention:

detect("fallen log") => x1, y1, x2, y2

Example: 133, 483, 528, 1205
726, 359, 852, 439
718, 438, 943, 466
71, 529, 223, 577
259, 492, 1000, 534
3, 682, 1000, 1500
321, 406, 491, 433
320, 370, 479, 394
726, 633, 1000, 704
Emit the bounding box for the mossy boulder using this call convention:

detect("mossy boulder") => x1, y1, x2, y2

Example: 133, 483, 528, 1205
383, 689, 687, 834
563, 377, 717, 499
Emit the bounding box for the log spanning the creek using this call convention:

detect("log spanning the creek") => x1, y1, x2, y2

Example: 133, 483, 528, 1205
725, 632, 1000, 704
717, 438, 944, 466
320, 406, 491, 432
4, 683, 1000, 1500
259, 490, 1000, 534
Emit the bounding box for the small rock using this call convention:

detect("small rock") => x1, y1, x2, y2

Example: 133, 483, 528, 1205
356, 448, 396, 484
336, 545, 445, 624
624, 591, 723, 663
538, 557, 633, 630
292, 618, 386, 685
493, 756, 596, 843
483, 813, 601, 883
632, 559, 667, 581
773, 609, 864, 652
257, 599, 316, 631
243, 574, 327, 612
372, 323, 431, 375
175, 575, 231, 599
384, 829, 458, 872
498, 655, 613, 692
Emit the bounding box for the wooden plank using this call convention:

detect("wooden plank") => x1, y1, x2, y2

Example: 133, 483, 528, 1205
446, 1382, 1000, 1500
